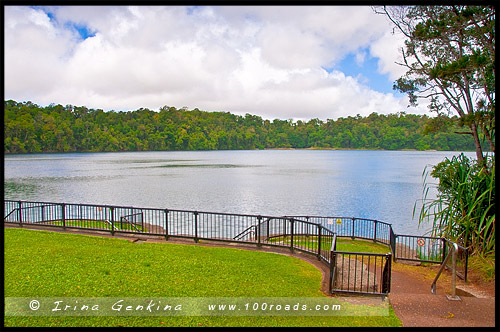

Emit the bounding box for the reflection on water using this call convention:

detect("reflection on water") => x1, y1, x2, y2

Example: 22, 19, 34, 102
4, 181, 39, 198
4, 150, 475, 235
105, 159, 197, 164
151, 164, 262, 169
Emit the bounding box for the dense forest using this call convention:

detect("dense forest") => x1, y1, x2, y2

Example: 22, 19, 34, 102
4, 100, 477, 154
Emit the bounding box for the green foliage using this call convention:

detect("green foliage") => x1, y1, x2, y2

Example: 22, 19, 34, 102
415, 153, 495, 256
4, 100, 478, 154
468, 252, 495, 281
377, 4, 496, 262
375, 5, 495, 162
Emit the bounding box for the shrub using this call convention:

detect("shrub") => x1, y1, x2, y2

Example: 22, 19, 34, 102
416, 153, 495, 256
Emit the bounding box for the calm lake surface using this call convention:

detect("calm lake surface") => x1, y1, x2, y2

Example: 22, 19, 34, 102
4, 149, 475, 235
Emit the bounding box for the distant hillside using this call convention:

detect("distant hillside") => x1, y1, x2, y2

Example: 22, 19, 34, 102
4, 100, 477, 153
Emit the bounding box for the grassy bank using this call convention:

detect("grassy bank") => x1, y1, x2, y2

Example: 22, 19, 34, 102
4, 228, 401, 327
266, 235, 391, 254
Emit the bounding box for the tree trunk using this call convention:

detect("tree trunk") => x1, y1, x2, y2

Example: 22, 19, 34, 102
470, 121, 485, 164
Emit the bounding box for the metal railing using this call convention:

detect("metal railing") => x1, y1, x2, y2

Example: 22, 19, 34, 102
328, 234, 392, 296
442, 238, 469, 282
431, 242, 463, 300
4, 200, 469, 296
289, 214, 469, 282
287, 216, 393, 246
392, 234, 444, 264
3, 199, 336, 263
332, 251, 392, 296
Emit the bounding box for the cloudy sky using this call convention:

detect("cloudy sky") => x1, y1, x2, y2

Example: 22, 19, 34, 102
4, 5, 430, 120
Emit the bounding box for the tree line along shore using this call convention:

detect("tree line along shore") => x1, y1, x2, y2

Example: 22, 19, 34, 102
4, 100, 479, 154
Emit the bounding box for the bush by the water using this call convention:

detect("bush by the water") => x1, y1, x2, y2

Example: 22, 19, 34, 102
417, 153, 495, 257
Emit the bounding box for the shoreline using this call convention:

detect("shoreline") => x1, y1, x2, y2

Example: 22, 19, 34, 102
4, 148, 475, 156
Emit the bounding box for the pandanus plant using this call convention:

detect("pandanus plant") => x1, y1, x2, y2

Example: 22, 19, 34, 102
415, 153, 495, 257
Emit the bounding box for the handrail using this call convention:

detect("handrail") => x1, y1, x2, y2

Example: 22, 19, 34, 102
431, 242, 460, 300
104, 219, 119, 231
121, 216, 142, 232
442, 238, 469, 281
330, 233, 337, 252
4, 208, 18, 220
120, 211, 144, 232
233, 225, 256, 240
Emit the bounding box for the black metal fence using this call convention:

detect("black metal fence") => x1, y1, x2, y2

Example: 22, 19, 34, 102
328, 234, 392, 296
288, 216, 394, 247
392, 234, 444, 264
3, 200, 338, 264
4, 201, 311, 246
4, 200, 468, 296
288, 215, 467, 274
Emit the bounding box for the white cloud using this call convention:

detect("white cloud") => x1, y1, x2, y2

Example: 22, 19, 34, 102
354, 50, 367, 66
4, 7, 77, 98
370, 29, 408, 81
4, 5, 429, 120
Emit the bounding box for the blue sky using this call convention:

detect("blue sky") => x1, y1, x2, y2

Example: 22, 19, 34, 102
317, 51, 396, 97
67, 22, 96, 40
5, 5, 424, 120
34, 6, 96, 40
337, 52, 399, 96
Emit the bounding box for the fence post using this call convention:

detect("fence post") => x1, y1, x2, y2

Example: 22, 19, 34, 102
194, 211, 199, 243
447, 243, 461, 301
351, 218, 355, 239
61, 203, 66, 229
141, 211, 145, 232
464, 248, 469, 282
451, 246, 457, 298
373, 220, 378, 243
382, 253, 392, 294
164, 209, 169, 240
266, 218, 270, 239
257, 216, 262, 247
329, 251, 337, 294
110, 207, 114, 236
290, 218, 294, 252
317, 225, 322, 260
442, 238, 447, 264
390, 228, 397, 262
18, 201, 23, 227
283, 218, 287, 238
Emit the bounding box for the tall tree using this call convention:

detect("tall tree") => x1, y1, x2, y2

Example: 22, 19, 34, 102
374, 5, 495, 164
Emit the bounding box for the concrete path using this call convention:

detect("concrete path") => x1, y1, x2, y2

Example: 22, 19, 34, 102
388, 264, 496, 327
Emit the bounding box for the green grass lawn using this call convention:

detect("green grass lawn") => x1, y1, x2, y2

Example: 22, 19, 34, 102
335, 238, 391, 254
40, 219, 147, 232
268, 235, 391, 254
4, 228, 401, 327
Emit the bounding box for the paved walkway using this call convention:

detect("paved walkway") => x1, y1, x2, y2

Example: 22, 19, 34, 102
389, 263, 496, 327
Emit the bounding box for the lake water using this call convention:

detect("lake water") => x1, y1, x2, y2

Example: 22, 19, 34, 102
4, 149, 475, 235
